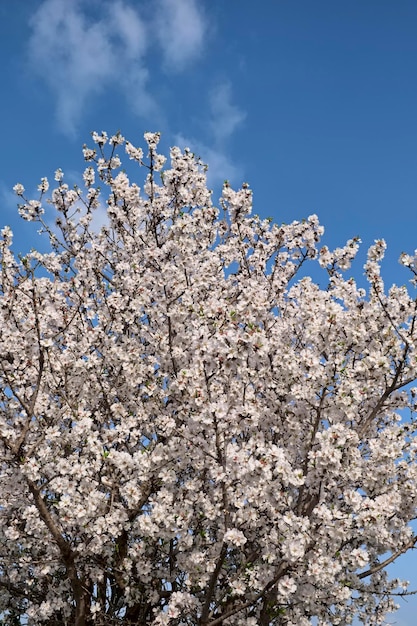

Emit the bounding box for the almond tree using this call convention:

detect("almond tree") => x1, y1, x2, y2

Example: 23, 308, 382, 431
1, 131, 417, 625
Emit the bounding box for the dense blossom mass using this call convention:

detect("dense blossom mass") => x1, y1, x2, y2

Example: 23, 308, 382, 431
1, 131, 417, 625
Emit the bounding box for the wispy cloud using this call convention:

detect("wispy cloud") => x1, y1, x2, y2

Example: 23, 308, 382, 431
28, 0, 153, 136
0, 183, 18, 216
27, 0, 208, 136
174, 83, 246, 189
209, 82, 246, 145
154, 0, 207, 71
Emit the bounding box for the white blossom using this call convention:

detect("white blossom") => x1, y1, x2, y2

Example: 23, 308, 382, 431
1, 131, 417, 625
37, 177, 49, 193
223, 528, 247, 547
12, 183, 25, 195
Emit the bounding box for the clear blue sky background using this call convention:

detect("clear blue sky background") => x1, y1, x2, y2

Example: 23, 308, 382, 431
1, 1, 417, 624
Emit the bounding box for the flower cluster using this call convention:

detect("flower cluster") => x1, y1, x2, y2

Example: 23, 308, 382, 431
1, 132, 417, 625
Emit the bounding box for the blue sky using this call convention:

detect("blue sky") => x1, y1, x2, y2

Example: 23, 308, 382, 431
1, 1, 417, 623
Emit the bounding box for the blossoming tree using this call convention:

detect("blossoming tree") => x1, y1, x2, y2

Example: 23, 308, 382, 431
1, 131, 417, 626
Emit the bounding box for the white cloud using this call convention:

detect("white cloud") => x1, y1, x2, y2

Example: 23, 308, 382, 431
154, 0, 207, 71
28, 0, 154, 136
209, 82, 246, 145
108, 1, 148, 59
27, 0, 208, 135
